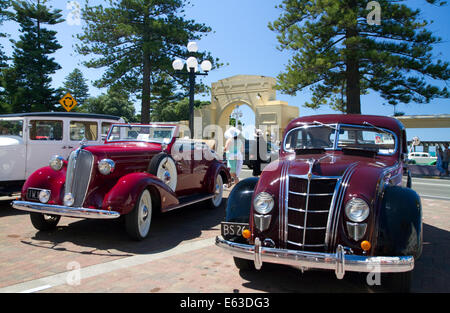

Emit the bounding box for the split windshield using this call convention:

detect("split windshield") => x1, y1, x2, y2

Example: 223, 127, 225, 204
107, 124, 176, 144
284, 124, 396, 155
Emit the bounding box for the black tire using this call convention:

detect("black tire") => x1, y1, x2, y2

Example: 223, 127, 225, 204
147, 153, 177, 192
29, 213, 60, 231
233, 257, 256, 271
125, 189, 153, 241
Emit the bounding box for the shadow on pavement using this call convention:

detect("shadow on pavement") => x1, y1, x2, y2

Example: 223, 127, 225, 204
235, 223, 450, 293
19, 199, 227, 257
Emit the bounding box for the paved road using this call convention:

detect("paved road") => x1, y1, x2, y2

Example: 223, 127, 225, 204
0, 185, 449, 294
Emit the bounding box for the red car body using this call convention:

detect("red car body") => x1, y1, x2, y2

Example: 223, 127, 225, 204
217, 114, 422, 291
13, 123, 230, 240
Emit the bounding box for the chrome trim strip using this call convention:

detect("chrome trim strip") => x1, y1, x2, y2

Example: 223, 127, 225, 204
327, 163, 359, 250
161, 194, 215, 213
216, 236, 414, 279
288, 223, 327, 230
12, 201, 120, 219
289, 191, 334, 196
287, 240, 325, 248
288, 207, 329, 213
301, 159, 314, 247
289, 174, 341, 180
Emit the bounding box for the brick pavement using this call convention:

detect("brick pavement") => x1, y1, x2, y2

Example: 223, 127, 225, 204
0, 192, 449, 293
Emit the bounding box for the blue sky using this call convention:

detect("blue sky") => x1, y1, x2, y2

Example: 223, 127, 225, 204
1, 0, 449, 142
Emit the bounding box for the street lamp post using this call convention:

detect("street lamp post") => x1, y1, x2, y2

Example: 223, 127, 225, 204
172, 42, 212, 138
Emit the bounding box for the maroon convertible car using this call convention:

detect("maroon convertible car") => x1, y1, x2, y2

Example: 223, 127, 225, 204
13, 123, 230, 240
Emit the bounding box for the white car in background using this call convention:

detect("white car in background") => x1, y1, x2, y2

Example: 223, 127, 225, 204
0, 112, 124, 196
407, 152, 437, 165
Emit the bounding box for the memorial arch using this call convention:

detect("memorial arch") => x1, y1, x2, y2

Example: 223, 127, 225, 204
194, 75, 299, 140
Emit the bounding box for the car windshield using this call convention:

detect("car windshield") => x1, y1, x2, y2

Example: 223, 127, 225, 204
0, 119, 23, 138
284, 123, 397, 155
285, 125, 336, 150
107, 124, 175, 143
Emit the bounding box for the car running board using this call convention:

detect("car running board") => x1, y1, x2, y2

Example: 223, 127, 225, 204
161, 193, 215, 213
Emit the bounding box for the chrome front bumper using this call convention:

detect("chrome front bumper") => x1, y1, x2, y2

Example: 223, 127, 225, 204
215, 236, 414, 279
12, 201, 120, 219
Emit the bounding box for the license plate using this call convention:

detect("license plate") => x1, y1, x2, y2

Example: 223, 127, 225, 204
221, 222, 249, 239
27, 188, 44, 200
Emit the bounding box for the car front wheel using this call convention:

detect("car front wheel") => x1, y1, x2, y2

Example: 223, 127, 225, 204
125, 189, 153, 241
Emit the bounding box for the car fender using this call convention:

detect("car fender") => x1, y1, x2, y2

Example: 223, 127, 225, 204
21, 166, 66, 204
102, 172, 179, 215
225, 177, 259, 223
375, 185, 423, 259
203, 160, 231, 193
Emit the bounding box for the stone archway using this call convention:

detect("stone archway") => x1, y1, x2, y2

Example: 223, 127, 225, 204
195, 75, 299, 141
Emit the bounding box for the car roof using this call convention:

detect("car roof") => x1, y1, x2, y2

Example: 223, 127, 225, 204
285, 114, 404, 135
0, 112, 122, 120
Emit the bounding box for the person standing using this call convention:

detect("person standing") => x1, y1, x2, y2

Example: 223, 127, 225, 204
224, 127, 244, 184
436, 146, 445, 176
443, 143, 450, 176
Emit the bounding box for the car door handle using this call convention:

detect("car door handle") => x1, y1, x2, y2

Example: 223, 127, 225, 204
62, 146, 74, 149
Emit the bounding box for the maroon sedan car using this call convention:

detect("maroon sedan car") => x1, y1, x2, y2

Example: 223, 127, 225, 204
216, 114, 422, 292
13, 123, 230, 240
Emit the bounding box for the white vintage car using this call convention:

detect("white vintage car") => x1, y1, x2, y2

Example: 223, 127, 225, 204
0, 112, 124, 196
407, 152, 437, 165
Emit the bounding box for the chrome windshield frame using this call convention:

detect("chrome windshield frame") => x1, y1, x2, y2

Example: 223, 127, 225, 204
106, 124, 177, 144
283, 123, 398, 156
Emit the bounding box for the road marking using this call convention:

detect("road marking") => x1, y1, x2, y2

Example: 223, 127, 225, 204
19, 285, 52, 293
420, 195, 450, 201
413, 181, 450, 187
0, 237, 216, 293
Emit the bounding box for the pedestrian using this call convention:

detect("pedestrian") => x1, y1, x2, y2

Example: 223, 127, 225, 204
252, 129, 264, 176
443, 143, 450, 176
436, 146, 445, 176
224, 127, 244, 184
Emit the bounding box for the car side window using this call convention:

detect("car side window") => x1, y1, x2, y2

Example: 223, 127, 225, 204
70, 121, 98, 141
29, 120, 63, 141
101, 122, 112, 140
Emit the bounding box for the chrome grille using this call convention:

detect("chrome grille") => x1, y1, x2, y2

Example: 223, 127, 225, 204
286, 175, 339, 251
65, 149, 94, 207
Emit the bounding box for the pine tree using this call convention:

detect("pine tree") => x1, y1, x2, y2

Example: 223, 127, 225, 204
63, 68, 90, 107
269, 0, 450, 114
76, 0, 217, 123
0, 0, 12, 113
3, 0, 63, 113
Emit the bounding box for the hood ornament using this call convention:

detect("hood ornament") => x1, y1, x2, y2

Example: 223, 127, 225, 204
79, 137, 88, 148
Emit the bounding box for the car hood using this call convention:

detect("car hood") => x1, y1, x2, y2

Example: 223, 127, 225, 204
82, 141, 163, 158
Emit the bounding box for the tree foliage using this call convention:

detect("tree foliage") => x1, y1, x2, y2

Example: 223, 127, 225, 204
63, 68, 90, 107
76, 0, 218, 123
269, 0, 450, 113
150, 97, 209, 122
82, 88, 137, 123
2, 0, 64, 113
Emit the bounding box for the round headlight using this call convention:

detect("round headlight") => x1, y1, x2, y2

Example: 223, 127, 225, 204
49, 155, 64, 171
64, 193, 74, 207
98, 159, 115, 175
253, 192, 274, 214
345, 198, 370, 222
38, 189, 51, 204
